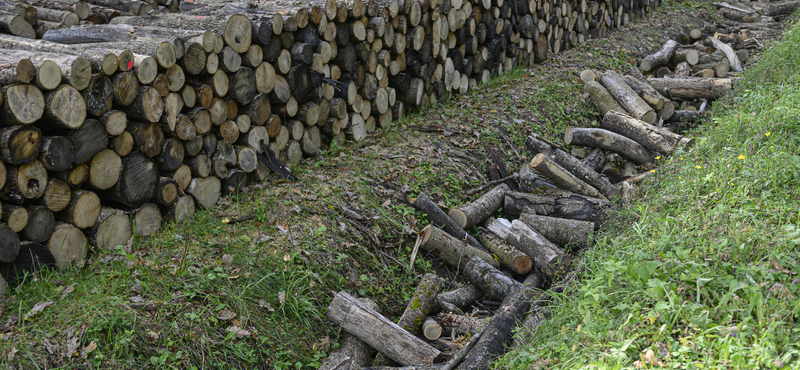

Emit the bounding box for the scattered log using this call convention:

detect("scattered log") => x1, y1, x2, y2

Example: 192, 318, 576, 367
601, 110, 692, 155
600, 70, 657, 124
477, 230, 532, 275
320, 298, 382, 370
707, 36, 742, 72
504, 190, 610, 224
422, 317, 443, 340
437, 285, 483, 314
434, 311, 485, 338
412, 192, 484, 251
639, 40, 678, 72
584, 80, 624, 117
462, 256, 519, 301
458, 284, 537, 370
326, 291, 443, 366
447, 183, 508, 230
564, 127, 655, 164
530, 154, 605, 199
648, 77, 735, 100
418, 224, 498, 269
486, 218, 567, 280
518, 211, 594, 249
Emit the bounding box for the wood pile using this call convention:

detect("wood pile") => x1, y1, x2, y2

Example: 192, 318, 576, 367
0, 0, 667, 286
321, 2, 791, 367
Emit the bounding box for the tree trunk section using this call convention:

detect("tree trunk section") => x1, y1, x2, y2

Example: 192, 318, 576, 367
2, 84, 45, 125
34, 178, 71, 212
518, 212, 594, 249
47, 222, 87, 270
447, 183, 508, 230
503, 190, 610, 224
2, 204, 28, 233
477, 230, 532, 275
22, 205, 55, 244
462, 256, 520, 301
186, 176, 221, 209
584, 80, 624, 117
133, 202, 161, 236
0, 125, 41, 166
418, 224, 498, 270
89, 207, 131, 250
4, 160, 48, 201
639, 39, 677, 72
601, 110, 692, 155
599, 70, 656, 124
99, 151, 158, 208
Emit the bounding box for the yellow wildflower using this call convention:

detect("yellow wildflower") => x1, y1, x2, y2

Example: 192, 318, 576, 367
738, 155, 745, 160
696, 165, 702, 169
765, 131, 771, 137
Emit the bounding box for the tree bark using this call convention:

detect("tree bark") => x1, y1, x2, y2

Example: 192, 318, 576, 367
564, 127, 655, 164
448, 183, 508, 230
320, 298, 382, 370
486, 218, 568, 280
462, 256, 520, 301
434, 311, 485, 337
529, 154, 605, 199
418, 224, 498, 270
599, 70, 657, 124
412, 192, 484, 251
504, 190, 610, 224
326, 291, 443, 366
437, 285, 483, 314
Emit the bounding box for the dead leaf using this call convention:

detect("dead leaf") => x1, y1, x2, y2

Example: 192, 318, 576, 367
6, 347, 17, 362
258, 299, 275, 312
382, 199, 391, 207
770, 259, 795, 275
774, 358, 786, 369
222, 254, 233, 266
283, 253, 291, 262
80, 341, 97, 358
338, 222, 346, 232
227, 326, 251, 338
23, 301, 53, 321
128, 295, 144, 303
640, 349, 664, 367
60, 284, 75, 300
216, 308, 236, 321
278, 291, 286, 304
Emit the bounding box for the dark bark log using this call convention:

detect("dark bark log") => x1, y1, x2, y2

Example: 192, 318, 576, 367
22, 205, 55, 243
1, 242, 55, 287
412, 192, 484, 251
437, 285, 483, 314
518, 211, 594, 249
37, 136, 73, 172
504, 190, 610, 224
0, 224, 20, 263
327, 291, 443, 366
64, 118, 108, 165
462, 256, 520, 301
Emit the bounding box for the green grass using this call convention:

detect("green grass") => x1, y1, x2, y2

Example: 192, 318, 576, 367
502, 16, 800, 370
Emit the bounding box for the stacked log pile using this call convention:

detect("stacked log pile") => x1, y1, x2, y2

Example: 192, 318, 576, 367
0, 0, 668, 283
322, 4, 791, 368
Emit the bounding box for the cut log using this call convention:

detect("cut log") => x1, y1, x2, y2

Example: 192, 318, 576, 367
47, 222, 87, 270
581, 148, 605, 173
154, 138, 184, 172
2, 204, 28, 232
186, 176, 220, 209
639, 40, 678, 72
22, 205, 55, 244
58, 189, 101, 229
477, 230, 532, 275
564, 127, 655, 164
447, 183, 508, 230
99, 151, 157, 208
0, 59, 36, 86
601, 111, 692, 155
765, 0, 800, 15
99, 110, 127, 136
458, 284, 537, 370
2, 84, 45, 125
0, 242, 55, 287
221, 169, 246, 195
418, 224, 498, 269
3, 160, 47, 201
584, 80, 624, 117
504, 190, 610, 224
34, 178, 71, 212
110, 131, 133, 156
82, 73, 113, 116
707, 36, 742, 72
65, 119, 108, 165
600, 70, 656, 124
125, 86, 163, 122
437, 285, 483, 313
487, 219, 567, 280
87, 149, 122, 190
530, 154, 605, 199
88, 207, 131, 250
0, 125, 41, 165
435, 311, 486, 338
320, 298, 382, 370
462, 256, 519, 300
326, 291, 442, 366
518, 211, 594, 249
412, 192, 484, 251
0, 14, 35, 38
648, 77, 735, 100
133, 203, 161, 237
0, 224, 20, 263
163, 194, 194, 224
127, 121, 165, 158
623, 75, 666, 110
422, 317, 443, 340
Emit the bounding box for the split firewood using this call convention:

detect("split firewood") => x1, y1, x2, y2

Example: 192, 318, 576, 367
518, 211, 595, 249
326, 291, 443, 366
422, 317, 443, 340
412, 192, 484, 251
504, 190, 610, 224
417, 224, 498, 269
448, 183, 508, 230
601, 111, 693, 155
